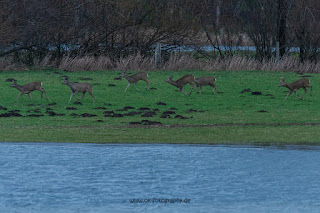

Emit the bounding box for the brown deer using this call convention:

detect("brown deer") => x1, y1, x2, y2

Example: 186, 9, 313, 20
278, 77, 312, 101
62, 76, 95, 103
6, 78, 48, 103
193, 76, 217, 95
165, 74, 195, 95
120, 71, 150, 92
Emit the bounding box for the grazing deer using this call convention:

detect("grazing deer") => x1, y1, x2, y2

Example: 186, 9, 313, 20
62, 76, 95, 103
194, 76, 217, 95
165, 74, 195, 95
6, 78, 48, 103
278, 77, 312, 101
120, 71, 150, 92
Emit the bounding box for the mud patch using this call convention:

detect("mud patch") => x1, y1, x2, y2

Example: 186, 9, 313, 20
66, 107, 77, 110
150, 87, 157, 90
251, 91, 262, 95
27, 114, 44, 117
114, 77, 122, 80
79, 77, 93, 80
73, 101, 83, 105
141, 111, 156, 117
93, 107, 106, 110
156, 102, 167, 106
257, 110, 268, 113
0, 112, 22, 117
48, 102, 57, 106
129, 120, 162, 125
81, 113, 97, 117
123, 111, 142, 116
160, 111, 176, 118
0, 106, 7, 110
97, 120, 103, 122
46, 111, 65, 116
138, 107, 151, 111
108, 84, 116, 87
160, 114, 171, 118
174, 115, 189, 119
240, 88, 251, 93
103, 110, 114, 114
162, 111, 176, 115
123, 106, 135, 110
104, 113, 123, 118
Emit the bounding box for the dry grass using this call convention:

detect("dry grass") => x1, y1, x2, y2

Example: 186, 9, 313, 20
1, 53, 320, 73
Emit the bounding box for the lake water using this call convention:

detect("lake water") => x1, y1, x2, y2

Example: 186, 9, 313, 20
0, 143, 320, 213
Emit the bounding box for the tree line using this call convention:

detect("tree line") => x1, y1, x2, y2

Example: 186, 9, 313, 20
0, 0, 320, 66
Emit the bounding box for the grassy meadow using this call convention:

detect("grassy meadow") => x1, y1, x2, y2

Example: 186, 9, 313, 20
0, 68, 319, 145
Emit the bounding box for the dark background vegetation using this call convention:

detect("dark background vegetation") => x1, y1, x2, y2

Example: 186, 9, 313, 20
1, 0, 320, 70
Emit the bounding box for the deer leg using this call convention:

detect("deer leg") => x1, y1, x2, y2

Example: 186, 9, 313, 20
28, 93, 34, 103
40, 88, 49, 100
77, 92, 86, 101
300, 87, 308, 99
145, 80, 150, 91
14, 93, 24, 103
199, 86, 202, 95
180, 87, 188, 95
188, 82, 194, 95
134, 82, 140, 92
284, 91, 292, 101
69, 92, 76, 103
293, 90, 302, 99
307, 85, 312, 96
124, 83, 131, 92
88, 91, 95, 103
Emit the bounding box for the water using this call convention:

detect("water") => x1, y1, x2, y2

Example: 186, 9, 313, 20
0, 143, 320, 213
169, 45, 301, 53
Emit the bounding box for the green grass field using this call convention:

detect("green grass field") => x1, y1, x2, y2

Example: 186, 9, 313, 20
0, 68, 319, 145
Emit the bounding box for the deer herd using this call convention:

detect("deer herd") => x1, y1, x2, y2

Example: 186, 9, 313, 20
5, 72, 312, 103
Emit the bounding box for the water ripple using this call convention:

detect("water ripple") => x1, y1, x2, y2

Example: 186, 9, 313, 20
0, 143, 320, 212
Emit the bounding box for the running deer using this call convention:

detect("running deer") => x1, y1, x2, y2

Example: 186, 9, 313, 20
62, 76, 95, 103
120, 71, 150, 92
165, 74, 195, 95
6, 78, 48, 102
193, 76, 217, 95
278, 77, 312, 101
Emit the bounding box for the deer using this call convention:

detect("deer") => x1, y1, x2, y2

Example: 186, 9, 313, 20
278, 77, 312, 101
62, 76, 95, 103
193, 76, 217, 95
165, 74, 195, 95
6, 78, 49, 103
120, 71, 150, 92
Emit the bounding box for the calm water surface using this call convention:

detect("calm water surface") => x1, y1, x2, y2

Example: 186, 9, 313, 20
0, 143, 320, 213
